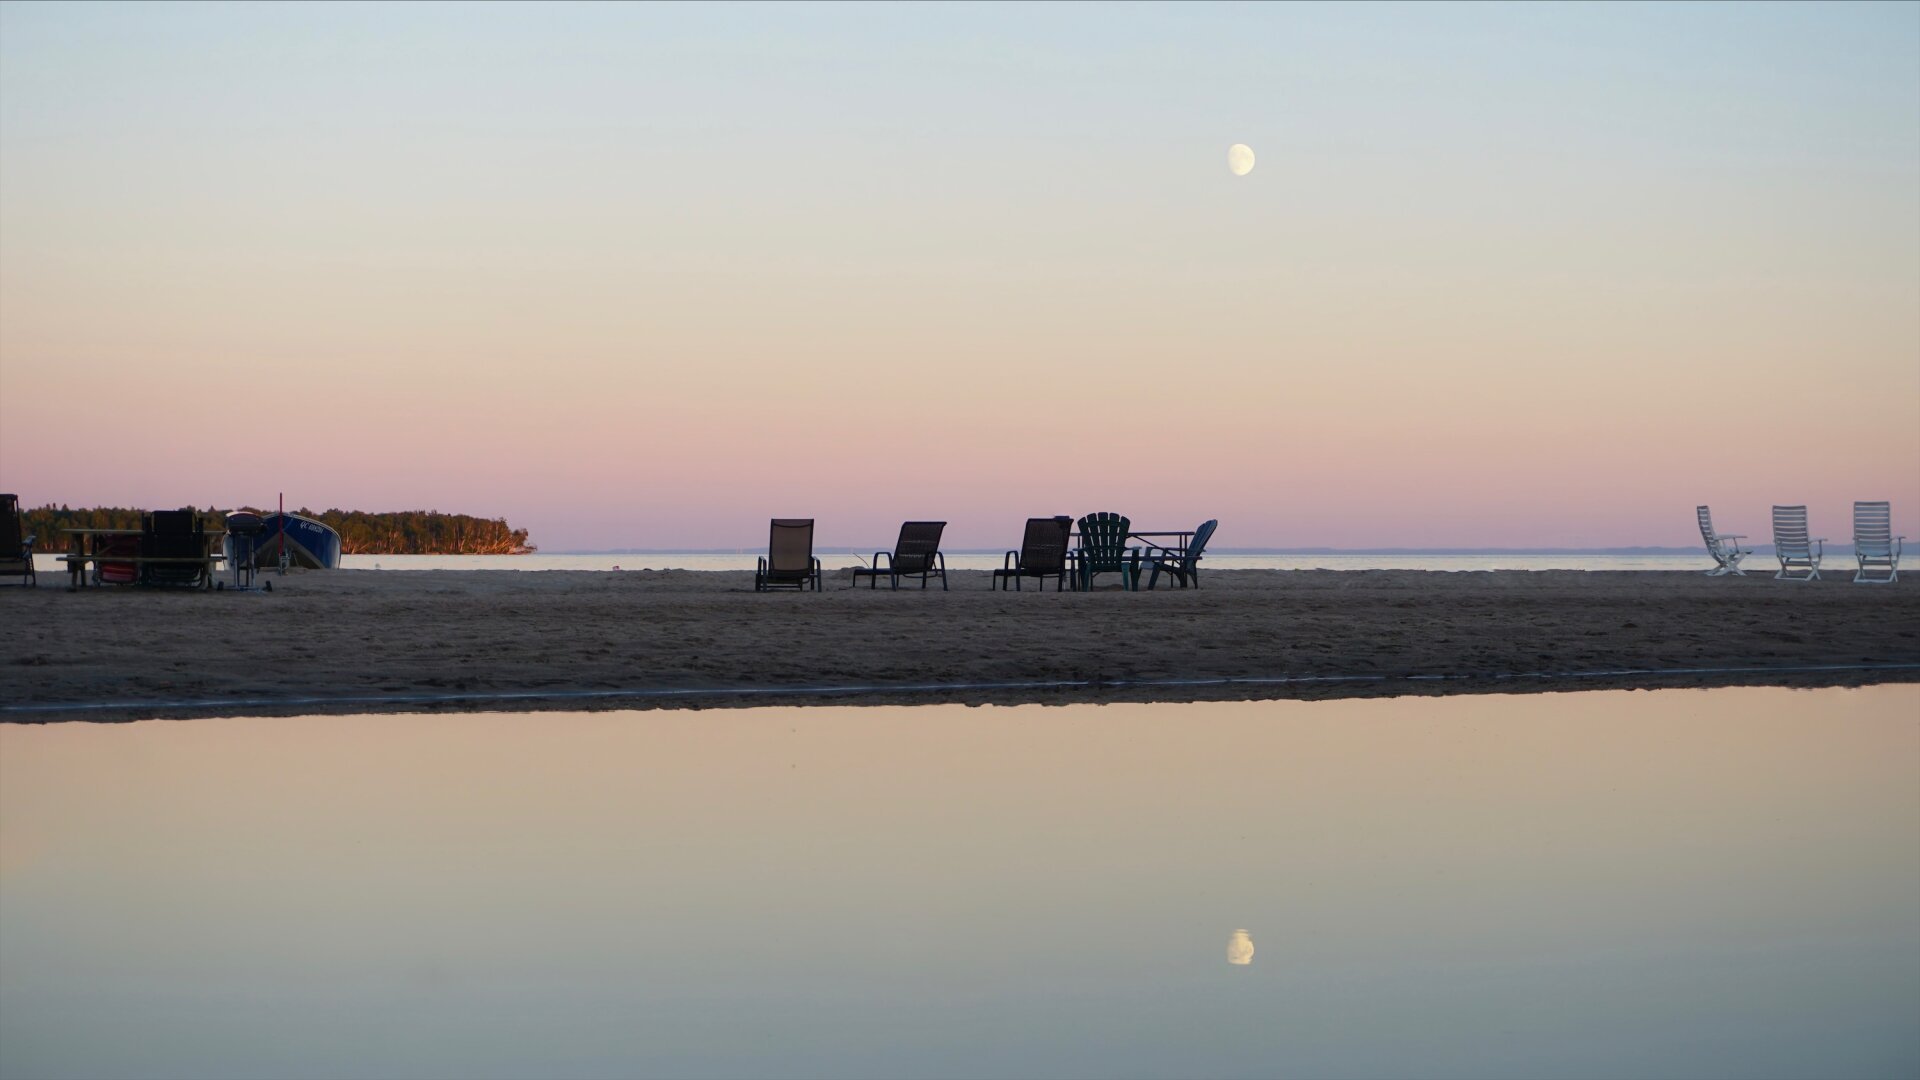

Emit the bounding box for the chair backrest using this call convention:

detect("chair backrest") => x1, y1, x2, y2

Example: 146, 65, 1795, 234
892, 521, 945, 574
1186, 519, 1218, 564
0, 494, 21, 553
1017, 517, 1072, 573
1696, 505, 1718, 546
767, 518, 815, 575
1854, 501, 1892, 553
1077, 513, 1132, 572
144, 509, 205, 560
1772, 505, 1811, 554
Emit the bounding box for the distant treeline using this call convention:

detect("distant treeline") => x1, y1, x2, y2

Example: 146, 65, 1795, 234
20, 505, 535, 555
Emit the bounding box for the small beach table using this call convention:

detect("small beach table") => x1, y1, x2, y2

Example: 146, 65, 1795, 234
1065, 529, 1194, 590
59, 527, 227, 590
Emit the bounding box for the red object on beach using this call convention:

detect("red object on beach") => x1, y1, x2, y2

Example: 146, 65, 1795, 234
94, 535, 138, 584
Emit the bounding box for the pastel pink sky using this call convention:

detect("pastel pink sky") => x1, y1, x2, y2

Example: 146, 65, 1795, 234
2, 3, 1916, 550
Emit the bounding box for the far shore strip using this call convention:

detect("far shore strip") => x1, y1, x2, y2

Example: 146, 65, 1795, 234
5, 568, 1916, 722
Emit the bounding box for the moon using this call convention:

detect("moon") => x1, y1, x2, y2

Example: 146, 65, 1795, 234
1228, 929, 1255, 965
1228, 143, 1255, 177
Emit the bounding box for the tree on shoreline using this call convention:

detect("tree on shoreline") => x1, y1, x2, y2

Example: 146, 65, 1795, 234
20, 505, 535, 555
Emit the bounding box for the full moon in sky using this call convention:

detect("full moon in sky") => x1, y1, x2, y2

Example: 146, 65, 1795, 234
1227, 143, 1256, 176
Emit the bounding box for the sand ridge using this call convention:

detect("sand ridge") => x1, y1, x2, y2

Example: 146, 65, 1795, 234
4, 567, 1917, 721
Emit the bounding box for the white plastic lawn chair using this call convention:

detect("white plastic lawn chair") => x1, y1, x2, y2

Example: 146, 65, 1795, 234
1771, 505, 1824, 581
1696, 506, 1749, 576
1852, 501, 1903, 584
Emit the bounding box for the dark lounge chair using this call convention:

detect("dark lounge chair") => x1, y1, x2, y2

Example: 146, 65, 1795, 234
852, 521, 948, 590
141, 509, 210, 588
756, 518, 822, 592
993, 516, 1073, 591
1075, 512, 1138, 590
0, 494, 34, 587
1144, 519, 1218, 589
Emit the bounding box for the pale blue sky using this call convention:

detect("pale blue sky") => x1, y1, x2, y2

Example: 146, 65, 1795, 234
3, 1, 1916, 548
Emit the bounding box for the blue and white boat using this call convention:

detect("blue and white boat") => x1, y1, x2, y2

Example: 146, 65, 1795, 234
238, 512, 343, 570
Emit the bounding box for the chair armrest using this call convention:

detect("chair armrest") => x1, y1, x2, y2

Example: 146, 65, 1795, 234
1721, 534, 1745, 540
1004, 550, 1018, 570
757, 556, 768, 573
873, 551, 893, 570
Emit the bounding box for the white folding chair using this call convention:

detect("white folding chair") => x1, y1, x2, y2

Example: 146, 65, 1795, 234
1852, 501, 1903, 584
1696, 506, 1749, 576
1771, 505, 1824, 581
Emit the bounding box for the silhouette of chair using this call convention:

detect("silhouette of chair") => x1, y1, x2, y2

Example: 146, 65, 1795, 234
993, 517, 1072, 591
755, 518, 822, 592
141, 509, 210, 588
1771, 505, 1824, 582
1852, 501, 1903, 584
852, 521, 947, 590
1075, 512, 1138, 591
0, 494, 34, 587
1144, 519, 1218, 589
1696, 506, 1749, 577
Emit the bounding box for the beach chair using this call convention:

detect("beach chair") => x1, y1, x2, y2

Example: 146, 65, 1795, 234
1144, 519, 1218, 589
1771, 505, 1824, 582
1696, 506, 1749, 577
755, 518, 822, 592
1852, 501, 1903, 584
852, 521, 948, 590
1075, 512, 1139, 591
141, 509, 210, 588
0, 494, 34, 587
994, 516, 1073, 591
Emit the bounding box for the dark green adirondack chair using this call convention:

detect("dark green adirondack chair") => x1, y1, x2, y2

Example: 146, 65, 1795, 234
1075, 513, 1138, 591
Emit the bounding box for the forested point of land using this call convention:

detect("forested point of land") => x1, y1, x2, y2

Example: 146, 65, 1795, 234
19, 506, 535, 555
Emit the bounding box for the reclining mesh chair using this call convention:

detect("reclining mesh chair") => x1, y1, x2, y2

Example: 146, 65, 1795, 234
993, 516, 1073, 591
852, 521, 948, 590
755, 518, 823, 592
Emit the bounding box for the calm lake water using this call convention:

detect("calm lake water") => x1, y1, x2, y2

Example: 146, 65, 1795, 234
2, 686, 1915, 1080
31, 551, 1719, 577
334, 552, 1717, 573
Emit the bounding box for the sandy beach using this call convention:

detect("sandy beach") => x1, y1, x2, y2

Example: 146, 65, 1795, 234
4, 567, 1916, 721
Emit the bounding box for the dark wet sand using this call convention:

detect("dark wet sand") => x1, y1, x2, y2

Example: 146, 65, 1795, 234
4, 568, 1917, 721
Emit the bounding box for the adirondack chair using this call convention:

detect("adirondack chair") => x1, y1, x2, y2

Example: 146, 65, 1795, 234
1075, 512, 1138, 591
0, 494, 34, 587
994, 516, 1073, 591
1144, 519, 1218, 589
1696, 506, 1749, 577
1852, 501, 1903, 584
755, 518, 822, 592
1771, 505, 1824, 581
852, 521, 948, 590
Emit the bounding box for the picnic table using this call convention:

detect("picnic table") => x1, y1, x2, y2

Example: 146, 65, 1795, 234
59, 527, 226, 590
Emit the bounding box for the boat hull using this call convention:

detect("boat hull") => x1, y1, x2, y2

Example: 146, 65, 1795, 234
238, 513, 343, 570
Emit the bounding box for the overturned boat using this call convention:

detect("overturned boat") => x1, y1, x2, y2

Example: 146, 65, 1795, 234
231, 512, 343, 570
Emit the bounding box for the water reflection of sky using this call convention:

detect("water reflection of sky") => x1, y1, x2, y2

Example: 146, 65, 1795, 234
2, 686, 1915, 1080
